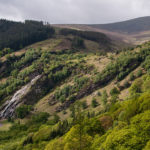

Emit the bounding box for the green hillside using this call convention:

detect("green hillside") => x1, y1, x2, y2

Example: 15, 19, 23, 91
0, 20, 150, 150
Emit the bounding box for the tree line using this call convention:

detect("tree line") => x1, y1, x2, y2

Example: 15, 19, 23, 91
0, 19, 55, 51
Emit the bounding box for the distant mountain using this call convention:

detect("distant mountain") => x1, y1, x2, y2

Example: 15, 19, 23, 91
53, 17, 150, 45
90, 16, 150, 33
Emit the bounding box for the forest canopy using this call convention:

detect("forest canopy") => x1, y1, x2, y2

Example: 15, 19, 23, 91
0, 19, 55, 51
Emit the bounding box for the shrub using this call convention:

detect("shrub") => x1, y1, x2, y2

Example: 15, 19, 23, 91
11, 69, 19, 78
123, 80, 130, 88
123, 99, 140, 122
110, 95, 118, 104
99, 115, 113, 130
98, 128, 142, 150
31, 112, 50, 123
129, 73, 135, 81
74, 76, 89, 92
45, 138, 64, 150
101, 90, 108, 105
118, 111, 126, 121
82, 101, 88, 109
110, 87, 120, 96
143, 141, 150, 150
97, 91, 101, 96
63, 125, 92, 150
92, 98, 99, 108
138, 93, 150, 112
53, 114, 60, 124
16, 105, 32, 119
129, 78, 143, 95
84, 118, 105, 136
142, 55, 150, 71
54, 85, 72, 102
32, 125, 52, 143
136, 69, 142, 77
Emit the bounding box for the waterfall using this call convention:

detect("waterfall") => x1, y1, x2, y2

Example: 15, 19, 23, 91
0, 75, 41, 119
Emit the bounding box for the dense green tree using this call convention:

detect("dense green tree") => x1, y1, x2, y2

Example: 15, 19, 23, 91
0, 19, 55, 50
129, 78, 143, 95
130, 72, 135, 81
81, 101, 88, 109
136, 69, 142, 77
53, 114, 60, 124
31, 112, 50, 123
16, 105, 32, 119
110, 87, 120, 96
91, 98, 99, 108
101, 90, 108, 105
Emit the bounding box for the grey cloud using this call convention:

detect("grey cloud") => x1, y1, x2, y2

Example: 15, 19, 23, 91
0, 0, 150, 24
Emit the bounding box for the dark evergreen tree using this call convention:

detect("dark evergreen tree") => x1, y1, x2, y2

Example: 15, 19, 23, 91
0, 19, 55, 51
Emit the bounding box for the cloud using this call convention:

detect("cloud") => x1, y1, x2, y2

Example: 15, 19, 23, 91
0, 0, 150, 23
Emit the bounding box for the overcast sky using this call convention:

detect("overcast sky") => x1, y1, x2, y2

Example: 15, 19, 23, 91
0, 0, 150, 24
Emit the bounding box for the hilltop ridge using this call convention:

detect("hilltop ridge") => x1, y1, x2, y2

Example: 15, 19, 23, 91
53, 16, 150, 45
91, 16, 150, 33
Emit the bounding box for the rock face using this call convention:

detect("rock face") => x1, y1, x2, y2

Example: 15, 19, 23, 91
0, 75, 41, 119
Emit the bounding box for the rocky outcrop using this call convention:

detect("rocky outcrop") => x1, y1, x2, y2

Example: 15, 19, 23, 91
23, 75, 54, 105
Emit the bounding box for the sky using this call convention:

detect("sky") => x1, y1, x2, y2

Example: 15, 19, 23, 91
0, 0, 150, 24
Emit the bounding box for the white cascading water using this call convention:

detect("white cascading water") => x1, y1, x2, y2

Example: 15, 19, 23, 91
0, 75, 41, 119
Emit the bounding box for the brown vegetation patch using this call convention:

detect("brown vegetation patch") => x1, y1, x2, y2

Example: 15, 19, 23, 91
99, 115, 113, 130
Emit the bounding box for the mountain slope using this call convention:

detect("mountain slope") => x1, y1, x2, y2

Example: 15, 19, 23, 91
90, 16, 150, 33
0, 25, 123, 119
53, 16, 150, 45
1, 20, 150, 150
0, 40, 150, 150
